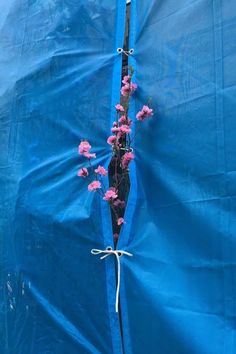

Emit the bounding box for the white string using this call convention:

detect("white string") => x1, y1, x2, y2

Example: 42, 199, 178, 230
117, 47, 134, 56
91, 246, 133, 313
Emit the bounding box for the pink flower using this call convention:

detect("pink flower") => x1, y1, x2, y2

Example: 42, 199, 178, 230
103, 188, 118, 201
107, 135, 117, 145
88, 180, 101, 191
117, 217, 125, 226
78, 140, 91, 154
84, 152, 96, 159
115, 104, 125, 112
142, 105, 153, 116
122, 151, 134, 169
136, 105, 153, 121
121, 83, 130, 97
130, 82, 137, 93
120, 124, 131, 134
119, 116, 132, 126
77, 167, 88, 177
95, 165, 107, 176
78, 140, 96, 158
111, 127, 120, 133
119, 115, 127, 124
121, 81, 137, 96
136, 111, 145, 120
122, 75, 130, 84
113, 121, 118, 127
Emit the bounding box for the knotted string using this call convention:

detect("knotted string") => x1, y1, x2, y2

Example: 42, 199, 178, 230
91, 246, 133, 313
117, 47, 134, 56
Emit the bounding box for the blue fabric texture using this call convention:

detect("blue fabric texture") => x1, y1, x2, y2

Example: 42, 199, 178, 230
120, 1, 236, 354
1, 1, 236, 354
0, 1, 125, 353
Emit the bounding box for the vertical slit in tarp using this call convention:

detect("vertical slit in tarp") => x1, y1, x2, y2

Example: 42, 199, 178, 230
99, 1, 126, 353
117, 0, 137, 353
108, 1, 131, 245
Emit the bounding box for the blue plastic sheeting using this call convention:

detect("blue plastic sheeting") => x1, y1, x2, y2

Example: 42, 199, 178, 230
120, 1, 236, 353
0, 1, 126, 353
1, 1, 236, 354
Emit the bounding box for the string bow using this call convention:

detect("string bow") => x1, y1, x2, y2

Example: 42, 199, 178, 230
91, 246, 133, 312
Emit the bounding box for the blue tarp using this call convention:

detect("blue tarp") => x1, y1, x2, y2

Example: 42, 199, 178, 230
1, 1, 236, 353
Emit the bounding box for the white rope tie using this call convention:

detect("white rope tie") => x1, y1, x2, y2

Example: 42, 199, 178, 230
117, 47, 134, 56
91, 246, 133, 313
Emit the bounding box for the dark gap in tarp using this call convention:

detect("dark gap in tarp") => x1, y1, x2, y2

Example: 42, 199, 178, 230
108, 2, 131, 354
108, 1, 131, 246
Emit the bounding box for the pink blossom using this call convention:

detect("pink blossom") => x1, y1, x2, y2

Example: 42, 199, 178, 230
107, 135, 117, 145
95, 165, 107, 176
119, 116, 132, 125
119, 115, 127, 123
122, 75, 130, 84
84, 152, 96, 159
120, 124, 131, 134
142, 105, 153, 116
77, 167, 88, 177
111, 127, 120, 133
136, 111, 145, 120
136, 105, 153, 121
78, 140, 91, 155
121, 81, 137, 96
117, 217, 125, 226
78, 140, 96, 158
113, 121, 118, 127
115, 104, 125, 112
121, 83, 130, 97
103, 188, 118, 201
88, 180, 101, 191
122, 151, 134, 169
130, 82, 137, 93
